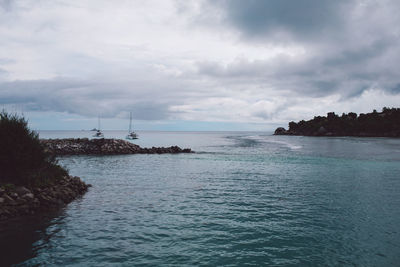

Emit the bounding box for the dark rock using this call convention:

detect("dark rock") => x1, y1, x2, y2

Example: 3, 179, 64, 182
0, 175, 89, 221
15, 186, 31, 196
3, 194, 14, 203
16, 198, 27, 205
274, 127, 287, 135
40, 138, 193, 155
22, 193, 34, 200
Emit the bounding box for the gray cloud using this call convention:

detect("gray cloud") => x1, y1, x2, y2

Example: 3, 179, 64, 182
389, 84, 400, 93
198, 0, 400, 99
0, 68, 6, 77
209, 0, 352, 42
0, 78, 177, 120
323, 39, 390, 67
0, 0, 13, 11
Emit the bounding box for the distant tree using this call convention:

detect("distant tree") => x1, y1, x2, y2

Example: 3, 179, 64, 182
348, 112, 357, 119
327, 112, 336, 120
288, 121, 298, 131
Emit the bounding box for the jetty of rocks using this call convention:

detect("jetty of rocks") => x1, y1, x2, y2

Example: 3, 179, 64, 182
0, 175, 90, 221
40, 138, 193, 156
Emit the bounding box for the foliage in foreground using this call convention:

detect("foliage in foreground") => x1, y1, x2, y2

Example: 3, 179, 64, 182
0, 111, 68, 186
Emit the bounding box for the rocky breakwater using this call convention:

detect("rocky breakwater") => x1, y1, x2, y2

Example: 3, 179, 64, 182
40, 138, 193, 156
0, 176, 90, 221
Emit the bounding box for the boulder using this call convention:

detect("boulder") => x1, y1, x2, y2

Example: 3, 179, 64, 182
2, 194, 13, 203
274, 127, 287, 135
16, 198, 27, 205
15, 186, 31, 196
22, 193, 35, 200
2, 194, 15, 204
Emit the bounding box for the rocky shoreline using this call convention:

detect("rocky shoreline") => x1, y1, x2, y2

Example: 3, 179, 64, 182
274, 127, 400, 137
41, 138, 193, 155
0, 176, 90, 221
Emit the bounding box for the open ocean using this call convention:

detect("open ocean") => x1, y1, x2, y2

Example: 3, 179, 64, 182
1, 131, 400, 266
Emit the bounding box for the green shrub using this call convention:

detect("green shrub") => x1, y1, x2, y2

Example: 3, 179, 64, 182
0, 110, 68, 186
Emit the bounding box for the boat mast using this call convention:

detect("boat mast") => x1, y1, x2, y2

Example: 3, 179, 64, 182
128, 112, 132, 133
98, 116, 101, 131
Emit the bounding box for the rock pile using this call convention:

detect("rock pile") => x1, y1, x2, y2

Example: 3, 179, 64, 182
0, 176, 90, 221
40, 138, 193, 155
139, 146, 192, 154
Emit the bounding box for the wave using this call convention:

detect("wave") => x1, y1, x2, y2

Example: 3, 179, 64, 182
227, 134, 302, 150
225, 135, 262, 148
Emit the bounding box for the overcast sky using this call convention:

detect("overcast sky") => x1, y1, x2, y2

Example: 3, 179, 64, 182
1, 0, 400, 130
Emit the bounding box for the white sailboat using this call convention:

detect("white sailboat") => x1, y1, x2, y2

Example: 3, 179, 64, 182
93, 116, 104, 138
126, 112, 138, 140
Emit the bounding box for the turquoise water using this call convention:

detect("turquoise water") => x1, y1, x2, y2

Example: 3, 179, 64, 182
1, 131, 400, 266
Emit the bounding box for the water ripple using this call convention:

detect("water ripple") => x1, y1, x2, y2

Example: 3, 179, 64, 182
1, 133, 400, 266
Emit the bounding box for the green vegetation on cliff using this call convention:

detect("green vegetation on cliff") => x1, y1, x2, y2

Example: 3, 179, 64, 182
0, 111, 67, 186
275, 107, 400, 137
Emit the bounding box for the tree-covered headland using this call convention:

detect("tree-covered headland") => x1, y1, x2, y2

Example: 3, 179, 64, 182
274, 107, 400, 137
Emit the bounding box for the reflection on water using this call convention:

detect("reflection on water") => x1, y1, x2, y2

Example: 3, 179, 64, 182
0, 210, 66, 266
1, 132, 400, 266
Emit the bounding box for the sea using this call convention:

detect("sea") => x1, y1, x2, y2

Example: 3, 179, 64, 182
1, 131, 400, 266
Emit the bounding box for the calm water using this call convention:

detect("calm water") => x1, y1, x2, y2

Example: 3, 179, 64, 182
1, 131, 400, 266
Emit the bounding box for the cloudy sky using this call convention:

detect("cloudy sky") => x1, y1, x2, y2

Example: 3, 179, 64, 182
1, 0, 400, 130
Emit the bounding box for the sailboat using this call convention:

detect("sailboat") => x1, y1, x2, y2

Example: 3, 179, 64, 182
92, 116, 104, 138
126, 112, 138, 140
